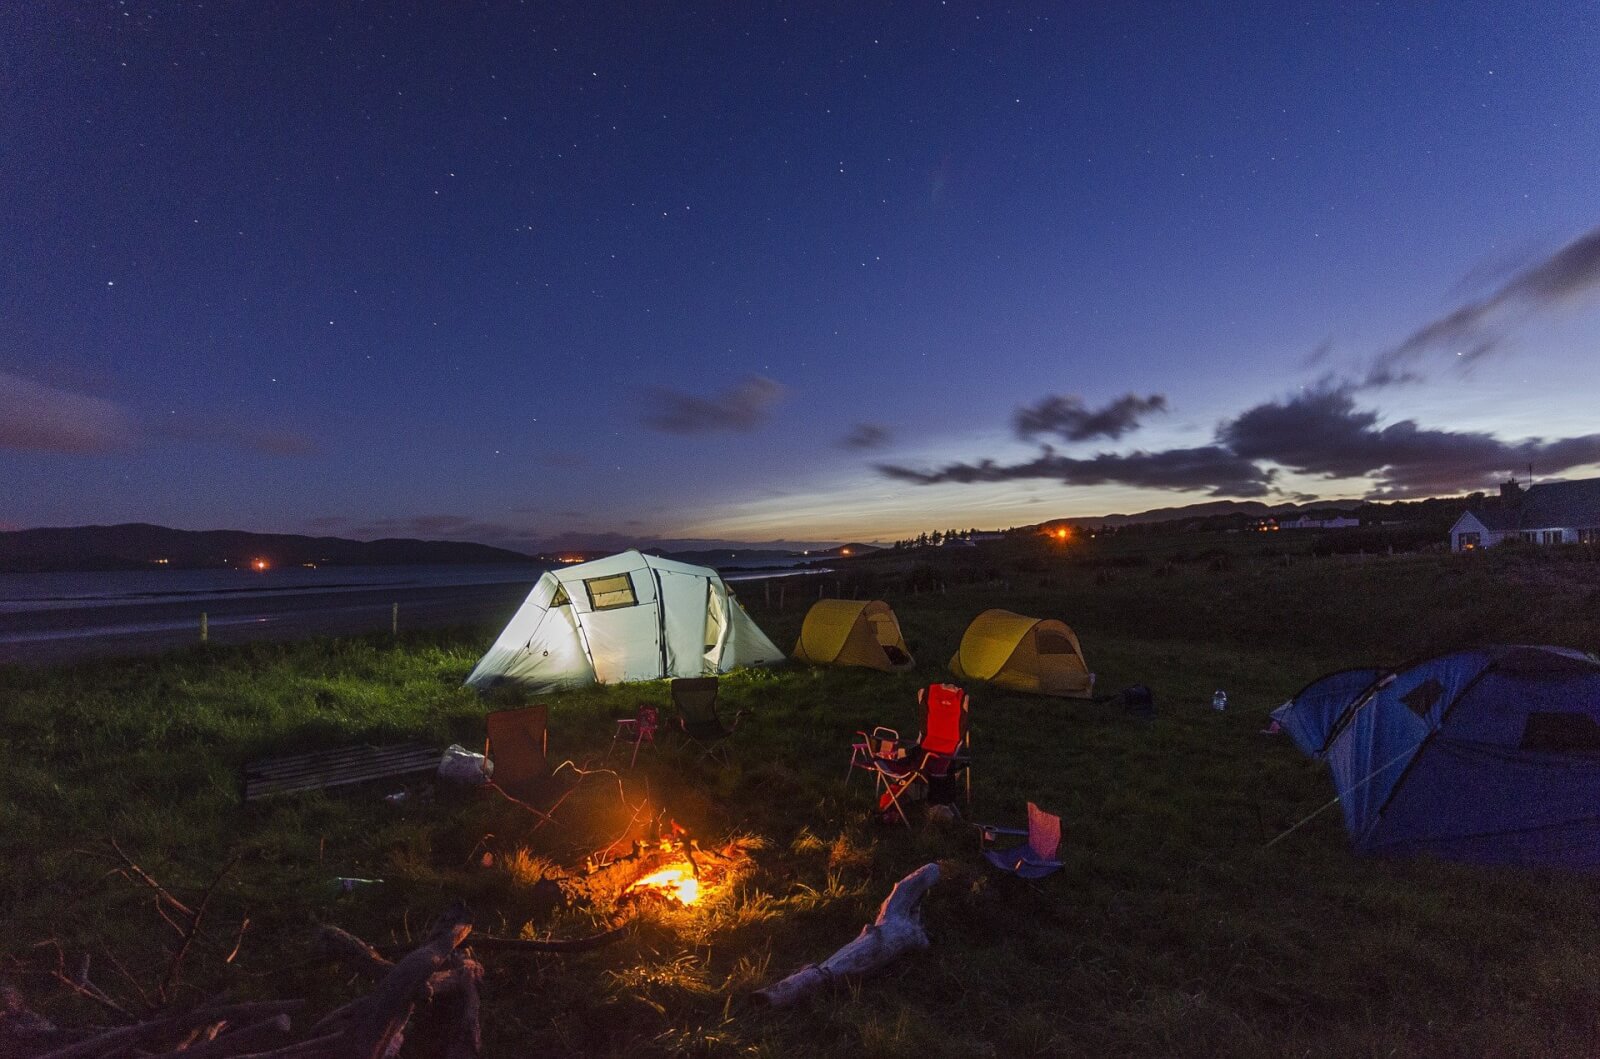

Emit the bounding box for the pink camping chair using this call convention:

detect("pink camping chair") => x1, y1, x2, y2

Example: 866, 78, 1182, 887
977, 802, 1063, 879
847, 726, 907, 784
608, 705, 659, 768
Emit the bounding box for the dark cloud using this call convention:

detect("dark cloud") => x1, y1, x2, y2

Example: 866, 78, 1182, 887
0, 371, 139, 454
1014, 393, 1167, 442
643, 375, 786, 435
880, 384, 1600, 501
1220, 386, 1600, 497
838, 423, 891, 450
878, 445, 1273, 497
1370, 224, 1600, 383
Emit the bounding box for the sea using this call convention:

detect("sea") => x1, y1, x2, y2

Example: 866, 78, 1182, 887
0, 556, 821, 666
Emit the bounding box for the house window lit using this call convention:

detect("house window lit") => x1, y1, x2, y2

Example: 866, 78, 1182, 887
584, 573, 637, 610
1457, 532, 1480, 550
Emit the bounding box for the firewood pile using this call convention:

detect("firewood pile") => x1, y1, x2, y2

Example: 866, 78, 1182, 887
0, 846, 626, 1059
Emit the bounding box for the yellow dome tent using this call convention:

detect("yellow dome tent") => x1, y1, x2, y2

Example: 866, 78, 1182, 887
792, 599, 915, 671
949, 609, 1094, 697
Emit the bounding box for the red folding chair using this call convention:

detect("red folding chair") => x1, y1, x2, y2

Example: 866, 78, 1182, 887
870, 683, 971, 826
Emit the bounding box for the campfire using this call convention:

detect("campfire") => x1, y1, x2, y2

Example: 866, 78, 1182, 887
579, 824, 756, 914
627, 863, 701, 905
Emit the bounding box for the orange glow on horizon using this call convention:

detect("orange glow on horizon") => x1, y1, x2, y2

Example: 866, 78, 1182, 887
251, 557, 270, 571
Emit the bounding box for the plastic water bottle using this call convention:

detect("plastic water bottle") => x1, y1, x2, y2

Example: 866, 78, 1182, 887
1211, 689, 1228, 712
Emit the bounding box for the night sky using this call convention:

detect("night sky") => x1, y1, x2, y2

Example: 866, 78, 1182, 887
4, 2, 1599, 552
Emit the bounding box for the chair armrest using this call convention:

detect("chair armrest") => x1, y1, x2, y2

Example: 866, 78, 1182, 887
976, 824, 1028, 846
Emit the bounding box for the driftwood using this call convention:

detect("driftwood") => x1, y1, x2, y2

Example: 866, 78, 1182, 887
753, 863, 940, 1008
311, 902, 474, 1059
30, 1000, 304, 1059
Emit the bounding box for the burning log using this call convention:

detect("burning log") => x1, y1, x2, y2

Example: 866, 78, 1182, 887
752, 863, 940, 1008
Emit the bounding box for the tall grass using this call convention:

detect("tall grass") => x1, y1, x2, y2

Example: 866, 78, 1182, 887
1, 547, 1598, 1055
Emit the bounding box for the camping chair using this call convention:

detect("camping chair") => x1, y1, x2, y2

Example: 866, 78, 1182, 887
847, 726, 907, 784
977, 802, 1063, 879
608, 704, 659, 768
483, 705, 563, 819
669, 677, 743, 764
870, 683, 971, 827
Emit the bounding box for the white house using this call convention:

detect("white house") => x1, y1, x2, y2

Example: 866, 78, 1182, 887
1450, 477, 1600, 552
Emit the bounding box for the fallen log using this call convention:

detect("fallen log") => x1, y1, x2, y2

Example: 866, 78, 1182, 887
140, 1014, 293, 1059
315, 925, 394, 978
470, 923, 631, 954
752, 863, 940, 1008
34, 1001, 304, 1059
439, 953, 483, 1059
312, 902, 473, 1059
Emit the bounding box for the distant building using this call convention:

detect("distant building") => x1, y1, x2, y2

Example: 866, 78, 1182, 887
1450, 478, 1600, 552
1283, 515, 1359, 530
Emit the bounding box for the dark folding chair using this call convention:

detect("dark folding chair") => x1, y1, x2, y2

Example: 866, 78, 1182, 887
977, 802, 1063, 879
608, 704, 659, 768
485, 705, 549, 801
669, 677, 743, 764
870, 683, 971, 827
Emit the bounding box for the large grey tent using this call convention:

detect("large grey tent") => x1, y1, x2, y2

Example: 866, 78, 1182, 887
465, 550, 783, 693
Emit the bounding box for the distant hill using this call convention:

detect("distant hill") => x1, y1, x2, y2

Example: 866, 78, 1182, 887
1047, 498, 1358, 528
658, 548, 803, 567
0, 523, 537, 573
820, 543, 881, 557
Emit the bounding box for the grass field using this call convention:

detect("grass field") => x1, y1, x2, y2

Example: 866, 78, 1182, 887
3, 544, 1600, 1056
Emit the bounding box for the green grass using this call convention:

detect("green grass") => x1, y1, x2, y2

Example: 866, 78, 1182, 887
3, 547, 1600, 1056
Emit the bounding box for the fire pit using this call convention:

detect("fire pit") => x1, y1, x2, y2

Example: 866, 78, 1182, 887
580, 827, 756, 914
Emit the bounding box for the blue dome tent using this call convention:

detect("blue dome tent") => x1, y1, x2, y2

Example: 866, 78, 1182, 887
1272, 646, 1600, 868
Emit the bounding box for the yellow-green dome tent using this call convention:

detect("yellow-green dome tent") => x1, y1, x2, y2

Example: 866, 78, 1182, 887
948, 609, 1094, 697
792, 598, 914, 671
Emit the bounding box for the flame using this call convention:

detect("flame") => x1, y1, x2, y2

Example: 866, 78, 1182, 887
628, 865, 701, 905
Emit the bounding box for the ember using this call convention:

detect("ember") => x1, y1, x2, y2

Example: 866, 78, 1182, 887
627, 864, 701, 905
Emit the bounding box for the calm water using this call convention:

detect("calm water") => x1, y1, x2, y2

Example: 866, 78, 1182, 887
0, 563, 545, 614
0, 558, 821, 665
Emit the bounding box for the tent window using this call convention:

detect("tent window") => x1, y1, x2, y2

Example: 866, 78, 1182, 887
1401, 678, 1444, 718
550, 584, 570, 607
1034, 629, 1074, 655
584, 573, 637, 611
1520, 712, 1600, 752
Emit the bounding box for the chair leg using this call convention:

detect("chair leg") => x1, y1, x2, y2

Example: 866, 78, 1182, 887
885, 780, 914, 829
630, 735, 642, 768
876, 773, 917, 828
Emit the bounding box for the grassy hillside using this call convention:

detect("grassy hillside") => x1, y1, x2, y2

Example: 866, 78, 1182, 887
2, 547, 1599, 1056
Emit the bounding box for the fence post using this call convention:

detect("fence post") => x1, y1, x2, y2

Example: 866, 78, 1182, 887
392, 602, 399, 636
200, 611, 208, 643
